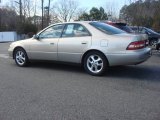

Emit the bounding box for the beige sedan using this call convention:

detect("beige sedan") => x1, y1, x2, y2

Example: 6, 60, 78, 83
8, 21, 151, 76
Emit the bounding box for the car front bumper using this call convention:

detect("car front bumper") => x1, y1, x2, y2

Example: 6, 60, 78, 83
106, 47, 152, 66
8, 48, 13, 59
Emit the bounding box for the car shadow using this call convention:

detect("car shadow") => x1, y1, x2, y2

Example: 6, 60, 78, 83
29, 61, 84, 74
22, 61, 160, 82
107, 65, 160, 82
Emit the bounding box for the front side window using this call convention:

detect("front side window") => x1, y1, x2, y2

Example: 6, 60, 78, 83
89, 22, 126, 35
39, 24, 64, 39
62, 24, 90, 37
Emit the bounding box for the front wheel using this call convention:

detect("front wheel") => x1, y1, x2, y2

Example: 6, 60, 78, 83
83, 51, 108, 76
156, 44, 160, 51
14, 48, 29, 67
150, 40, 157, 48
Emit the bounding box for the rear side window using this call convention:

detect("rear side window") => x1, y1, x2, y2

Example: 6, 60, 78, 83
62, 23, 90, 37
89, 22, 126, 35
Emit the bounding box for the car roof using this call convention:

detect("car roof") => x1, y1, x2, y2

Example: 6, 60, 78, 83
105, 21, 127, 26
49, 21, 92, 26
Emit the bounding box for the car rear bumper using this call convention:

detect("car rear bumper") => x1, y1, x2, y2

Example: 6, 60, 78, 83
106, 48, 152, 66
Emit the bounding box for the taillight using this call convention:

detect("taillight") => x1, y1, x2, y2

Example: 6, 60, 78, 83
127, 41, 145, 50
145, 40, 149, 46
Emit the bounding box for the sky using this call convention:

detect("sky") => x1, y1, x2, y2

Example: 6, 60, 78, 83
79, 0, 128, 10
78, 0, 129, 16
0, 0, 129, 17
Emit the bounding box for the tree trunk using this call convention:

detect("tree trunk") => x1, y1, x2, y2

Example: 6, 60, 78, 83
42, 0, 44, 29
47, 0, 50, 26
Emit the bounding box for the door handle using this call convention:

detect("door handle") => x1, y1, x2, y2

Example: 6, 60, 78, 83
50, 43, 54, 45
81, 42, 87, 44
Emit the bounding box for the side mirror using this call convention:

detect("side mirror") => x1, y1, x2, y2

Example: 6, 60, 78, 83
33, 34, 39, 40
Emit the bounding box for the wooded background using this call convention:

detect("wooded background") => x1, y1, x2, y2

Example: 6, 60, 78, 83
120, 0, 160, 31
0, 0, 160, 35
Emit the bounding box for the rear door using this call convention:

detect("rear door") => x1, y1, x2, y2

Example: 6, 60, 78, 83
58, 23, 92, 63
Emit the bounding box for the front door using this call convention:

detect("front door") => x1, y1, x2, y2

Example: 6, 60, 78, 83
29, 24, 64, 60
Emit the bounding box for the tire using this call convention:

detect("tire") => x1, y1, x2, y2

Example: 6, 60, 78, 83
156, 44, 160, 50
83, 51, 108, 76
150, 40, 157, 48
14, 48, 29, 67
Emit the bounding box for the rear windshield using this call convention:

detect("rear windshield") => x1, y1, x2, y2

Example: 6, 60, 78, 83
117, 25, 134, 33
89, 22, 126, 35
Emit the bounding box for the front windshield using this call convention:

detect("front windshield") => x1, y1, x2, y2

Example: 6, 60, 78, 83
89, 22, 126, 35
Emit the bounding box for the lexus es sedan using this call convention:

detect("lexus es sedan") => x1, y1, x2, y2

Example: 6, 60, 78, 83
8, 21, 152, 76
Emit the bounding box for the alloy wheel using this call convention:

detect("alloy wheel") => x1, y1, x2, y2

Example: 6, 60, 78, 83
87, 55, 104, 74
14, 48, 28, 67
15, 50, 26, 66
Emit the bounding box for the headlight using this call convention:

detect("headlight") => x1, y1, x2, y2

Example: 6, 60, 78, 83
9, 42, 15, 49
9, 43, 14, 47
158, 39, 160, 43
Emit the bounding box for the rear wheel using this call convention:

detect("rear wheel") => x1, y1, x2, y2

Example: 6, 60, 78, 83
14, 48, 29, 67
83, 51, 108, 76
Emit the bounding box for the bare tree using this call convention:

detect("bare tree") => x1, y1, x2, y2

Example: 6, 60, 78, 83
106, 1, 117, 21
25, 0, 33, 18
0, 7, 18, 31
47, 0, 51, 25
12, 0, 34, 22
74, 7, 87, 21
53, 0, 79, 22
41, 0, 44, 28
